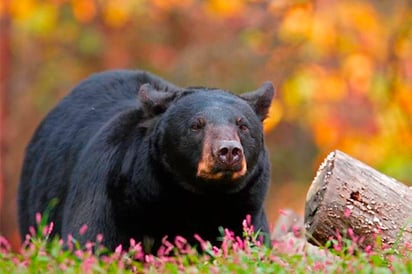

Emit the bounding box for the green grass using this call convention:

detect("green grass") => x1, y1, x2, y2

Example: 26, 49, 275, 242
1, 217, 412, 273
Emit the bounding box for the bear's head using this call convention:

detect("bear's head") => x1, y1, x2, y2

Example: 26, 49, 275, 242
139, 82, 275, 194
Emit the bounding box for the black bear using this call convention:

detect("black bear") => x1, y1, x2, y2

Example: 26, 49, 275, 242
18, 70, 275, 252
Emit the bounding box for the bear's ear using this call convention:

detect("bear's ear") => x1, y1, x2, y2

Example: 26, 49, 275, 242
240, 81, 275, 121
138, 83, 178, 116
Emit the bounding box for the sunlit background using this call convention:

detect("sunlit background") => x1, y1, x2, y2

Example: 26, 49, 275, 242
1, 0, 411, 250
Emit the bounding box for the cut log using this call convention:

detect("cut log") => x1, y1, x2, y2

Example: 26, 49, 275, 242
304, 150, 412, 249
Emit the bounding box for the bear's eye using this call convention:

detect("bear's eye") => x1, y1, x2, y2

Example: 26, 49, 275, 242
236, 118, 249, 131
191, 118, 206, 131
239, 124, 248, 131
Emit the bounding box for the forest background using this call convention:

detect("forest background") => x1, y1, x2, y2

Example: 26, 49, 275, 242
1, 0, 411, 250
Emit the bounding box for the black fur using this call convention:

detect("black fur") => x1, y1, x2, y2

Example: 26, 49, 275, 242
18, 70, 274, 252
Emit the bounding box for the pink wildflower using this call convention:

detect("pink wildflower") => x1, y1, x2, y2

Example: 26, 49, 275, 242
246, 214, 252, 226
75, 249, 84, 258
292, 224, 301, 237
335, 230, 342, 243
334, 244, 342, 252
175, 236, 189, 253
0, 236, 11, 253
29, 226, 36, 237
194, 234, 208, 251
364, 245, 372, 254
115, 244, 123, 254
358, 236, 365, 247
35, 213, 42, 224
82, 257, 97, 273
85, 241, 94, 253
287, 238, 295, 250
221, 238, 228, 257
312, 261, 326, 272
158, 236, 173, 256
212, 246, 220, 256
242, 214, 255, 237
59, 263, 68, 271
236, 236, 244, 250
42, 226, 49, 237
255, 237, 262, 247
175, 235, 187, 245
21, 234, 32, 251
232, 241, 239, 253
344, 207, 351, 218
405, 242, 412, 252
224, 228, 234, 241
67, 234, 74, 251
145, 254, 155, 263
42, 222, 54, 237
347, 227, 359, 243
96, 233, 104, 243
128, 239, 144, 260
210, 266, 220, 274
79, 224, 88, 235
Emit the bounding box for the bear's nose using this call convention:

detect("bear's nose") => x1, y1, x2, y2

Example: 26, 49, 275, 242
216, 141, 243, 168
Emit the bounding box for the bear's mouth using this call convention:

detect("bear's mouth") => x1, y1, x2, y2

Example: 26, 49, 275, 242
196, 161, 247, 181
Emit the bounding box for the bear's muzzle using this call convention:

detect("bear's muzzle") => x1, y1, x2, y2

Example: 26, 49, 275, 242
196, 126, 247, 181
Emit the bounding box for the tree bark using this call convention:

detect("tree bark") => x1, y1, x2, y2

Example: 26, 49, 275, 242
305, 150, 412, 249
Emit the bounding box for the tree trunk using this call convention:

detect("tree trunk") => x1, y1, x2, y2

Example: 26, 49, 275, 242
305, 150, 412, 249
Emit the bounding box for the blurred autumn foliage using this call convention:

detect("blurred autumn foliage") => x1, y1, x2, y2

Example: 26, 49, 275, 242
1, 0, 411, 249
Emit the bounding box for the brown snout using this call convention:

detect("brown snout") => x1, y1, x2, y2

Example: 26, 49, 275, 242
215, 140, 244, 170
197, 126, 247, 180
